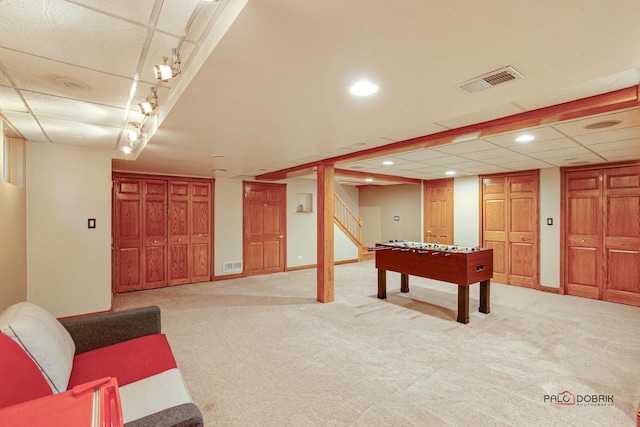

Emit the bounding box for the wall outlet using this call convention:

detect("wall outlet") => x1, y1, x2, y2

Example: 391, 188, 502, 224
297, 255, 303, 260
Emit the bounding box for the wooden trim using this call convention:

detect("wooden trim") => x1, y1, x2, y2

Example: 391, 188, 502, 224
539, 285, 560, 294
559, 167, 567, 296
334, 168, 422, 185
286, 264, 316, 272
112, 171, 214, 182
317, 164, 335, 303
560, 159, 640, 173
335, 259, 359, 266
213, 272, 244, 281
256, 87, 639, 181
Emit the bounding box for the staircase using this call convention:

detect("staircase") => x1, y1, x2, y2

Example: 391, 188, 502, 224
333, 193, 365, 261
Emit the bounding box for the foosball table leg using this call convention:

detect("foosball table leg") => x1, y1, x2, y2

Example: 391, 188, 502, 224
377, 269, 387, 299
479, 279, 490, 314
400, 274, 409, 293
457, 285, 470, 324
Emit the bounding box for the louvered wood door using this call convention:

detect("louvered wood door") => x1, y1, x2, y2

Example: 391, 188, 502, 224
168, 181, 191, 286
143, 179, 167, 289
423, 178, 454, 244
114, 178, 143, 292
190, 182, 212, 282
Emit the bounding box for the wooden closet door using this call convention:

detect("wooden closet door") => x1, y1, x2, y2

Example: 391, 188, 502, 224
190, 182, 212, 282
602, 166, 640, 305
143, 179, 167, 289
508, 175, 538, 288
423, 179, 453, 244
168, 181, 191, 286
482, 177, 508, 284
114, 178, 143, 292
565, 170, 602, 299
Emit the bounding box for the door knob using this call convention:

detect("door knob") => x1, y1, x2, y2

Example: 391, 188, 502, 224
279, 234, 284, 239
520, 236, 524, 240
580, 239, 585, 243
177, 238, 181, 242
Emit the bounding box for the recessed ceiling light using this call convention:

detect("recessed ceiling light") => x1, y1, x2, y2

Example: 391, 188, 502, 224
210, 154, 225, 158
122, 146, 132, 154
515, 134, 535, 143
445, 170, 456, 175
382, 160, 394, 165
349, 81, 379, 96
350, 165, 365, 169
365, 178, 374, 182
584, 120, 622, 130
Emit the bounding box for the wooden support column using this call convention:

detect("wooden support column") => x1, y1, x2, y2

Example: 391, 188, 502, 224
317, 163, 334, 303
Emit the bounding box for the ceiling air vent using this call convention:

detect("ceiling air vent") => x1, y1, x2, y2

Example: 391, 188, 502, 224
457, 66, 524, 94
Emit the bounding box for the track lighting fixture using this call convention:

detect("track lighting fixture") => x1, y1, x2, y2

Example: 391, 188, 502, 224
138, 88, 159, 116
154, 48, 181, 81
123, 123, 144, 154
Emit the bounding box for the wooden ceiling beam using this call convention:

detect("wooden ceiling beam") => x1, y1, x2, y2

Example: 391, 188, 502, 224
334, 168, 422, 185
255, 86, 639, 181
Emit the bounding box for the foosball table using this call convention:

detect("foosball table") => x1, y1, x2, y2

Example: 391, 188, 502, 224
370, 241, 493, 324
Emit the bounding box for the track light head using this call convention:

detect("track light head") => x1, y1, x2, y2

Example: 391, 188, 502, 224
154, 52, 181, 81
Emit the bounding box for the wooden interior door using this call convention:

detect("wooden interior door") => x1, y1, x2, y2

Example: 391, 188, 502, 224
168, 181, 191, 286
243, 182, 286, 276
114, 178, 143, 292
482, 177, 508, 284
565, 170, 602, 299
603, 166, 640, 305
507, 175, 538, 288
423, 178, 453, 244
482, 172, 539, 288
190, 182, 212, 283
142, 179, 167, 289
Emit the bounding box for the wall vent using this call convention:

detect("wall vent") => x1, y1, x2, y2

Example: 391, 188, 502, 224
457, 66, 524, 94
223, 260, 243, 273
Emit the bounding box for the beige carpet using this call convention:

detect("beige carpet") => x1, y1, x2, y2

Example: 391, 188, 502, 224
113, 261, 640, 426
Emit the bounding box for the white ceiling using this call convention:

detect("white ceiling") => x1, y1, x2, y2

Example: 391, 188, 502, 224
1, 0, 639, 186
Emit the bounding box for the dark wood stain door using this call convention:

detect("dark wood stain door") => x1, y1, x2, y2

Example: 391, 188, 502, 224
243, 182, 286, 276
482, 171, 539, 288
423, 178, 454, 244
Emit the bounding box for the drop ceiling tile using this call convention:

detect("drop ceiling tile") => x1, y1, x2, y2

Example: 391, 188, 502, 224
509, 137, 580, 154
588, 138, 640, 154
485, 125, 566, 147
39, 116, 118, 148
458, 147, 517, 161
68, 0, 154, 25
0, 49, 134, 108
0, 86, 28, 113
483, 153, 534, 165
537, 152, 605, 167
431, 139, 498, 155
184, 1, 222, 43
23, 92, 127, 127
552, 108, 640, 137
572, 126, 640, 146
457, 165, 512, 175
498, 159, 554, 170
1, 111, 49, 142
382, 161, 432, 171
598, 147, 640, 161
392, 149, 450, 162
527, 145, 593, 160
2, 1, 147, 77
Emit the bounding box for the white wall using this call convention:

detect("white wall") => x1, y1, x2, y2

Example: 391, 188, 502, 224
0, 130, 27, 310
213, 177, 244, 277
453, 176, 480, 247
27, 143, 112, 317
539, 167, 561, 288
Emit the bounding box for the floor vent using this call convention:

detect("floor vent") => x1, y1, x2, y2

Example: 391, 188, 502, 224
457, 66, 524, 94
223, 260, 243, 273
